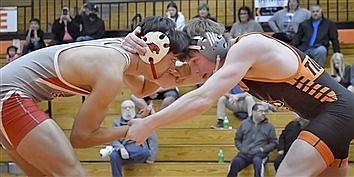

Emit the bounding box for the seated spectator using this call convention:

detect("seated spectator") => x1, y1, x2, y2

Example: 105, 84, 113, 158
166, 1, 185, 31
268, 0, 310, 43
274, 113, 309, 171
109, 100, 158, 177
227, 103, 277, 177
49, 6, 80, 45
131, 87, 179, 111
211, 86, 276, 129
76, 3, 105, 41
22, 18, 46, 55
211, 86, 256, 129
193, 3, 217, 22
6, 45, 20, 63
291, 4, 340, 66
229, 6, 263, 38
330, 53, 353, 93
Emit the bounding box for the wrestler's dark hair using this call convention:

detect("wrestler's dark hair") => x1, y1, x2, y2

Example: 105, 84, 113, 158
138, 16, 190, 61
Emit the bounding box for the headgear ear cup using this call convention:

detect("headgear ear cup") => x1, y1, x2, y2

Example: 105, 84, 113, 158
139, 31, 171, 64
139, 31, 171, 79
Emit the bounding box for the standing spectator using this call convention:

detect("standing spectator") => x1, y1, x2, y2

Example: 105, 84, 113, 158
6, 45, 20, 63
22, 18, 46, 55
291, 4, 340, 66
193, 3, 216, 22
229, 6, 263, 38
76, 3, 105, 41
166, 1, 185, 31
268, 0, 310, 43
274, 113, 309, 171
330, 53, 353, 93
227, 103, 277, 177
109, 100, 158, 177
50, 6, 80, 45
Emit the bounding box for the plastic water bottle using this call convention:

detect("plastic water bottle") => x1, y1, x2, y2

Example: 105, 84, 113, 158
218, 147, 224, 163
223, 116, 229, 129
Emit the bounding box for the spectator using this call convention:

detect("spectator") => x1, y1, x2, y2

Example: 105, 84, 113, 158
109, 100, 158, 177
131, 87, 179, 111
229, 6, 263, 38
330, 53, 353, 93
268, 0, 310, 43
6, 45, 20, 63
227, 103, 277, 177
193, 3, 216, 22
274, 113, 309, 171
291, 4, 340, 66
76, 3, 105, 41
22, 18, 46, 55
166, 1, 185, 31
50, 6, 80, 45
211, 86, 256, 129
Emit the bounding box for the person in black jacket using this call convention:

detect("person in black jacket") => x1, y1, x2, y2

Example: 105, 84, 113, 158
75, 3, 105, 41
274, 113, 309, 171
22, 18, 46, 55
291, 4, 340, 66
50, 7, 80, 45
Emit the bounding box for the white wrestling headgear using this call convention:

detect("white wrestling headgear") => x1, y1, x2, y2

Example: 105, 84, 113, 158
139, 31, 171, 79
189, 32, 228, 72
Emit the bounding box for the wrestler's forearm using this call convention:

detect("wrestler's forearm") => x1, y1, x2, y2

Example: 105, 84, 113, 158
144, 89, 214, 129
70, 126, 129, 148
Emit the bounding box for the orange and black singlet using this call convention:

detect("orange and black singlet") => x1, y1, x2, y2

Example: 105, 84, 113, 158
236, 33, 354, 163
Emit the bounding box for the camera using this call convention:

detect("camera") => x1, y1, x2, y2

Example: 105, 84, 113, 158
62, 9, 68, 15
99, 146, 114, 158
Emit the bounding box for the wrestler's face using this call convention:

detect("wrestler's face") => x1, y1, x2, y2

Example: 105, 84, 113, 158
146, 52, 180, 88
187, 51, 216, 82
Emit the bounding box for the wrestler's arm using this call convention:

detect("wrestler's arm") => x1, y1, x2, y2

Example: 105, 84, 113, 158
68, 50, 130, 148
126, 39, 256, 144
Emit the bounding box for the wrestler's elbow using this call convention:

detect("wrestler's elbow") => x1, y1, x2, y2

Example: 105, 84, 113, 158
70, 131, 90, 148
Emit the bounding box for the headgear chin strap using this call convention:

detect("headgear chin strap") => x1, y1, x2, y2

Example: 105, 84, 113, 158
139, 31, 171, 79
189, 32, 227, 72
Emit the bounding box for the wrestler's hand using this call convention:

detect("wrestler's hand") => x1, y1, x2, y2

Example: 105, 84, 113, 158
121, 26, 146, 55
126, 118, 153, 145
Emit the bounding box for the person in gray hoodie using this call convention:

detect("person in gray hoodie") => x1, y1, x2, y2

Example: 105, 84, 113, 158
227, 103, 277, 177
268, 0, 310, 43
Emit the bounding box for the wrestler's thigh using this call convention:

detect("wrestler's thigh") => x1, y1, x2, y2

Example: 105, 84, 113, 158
4, 148, 45, 177
318, 166, 347, 177
276, 139, 327, 177
16, 119, 85, 176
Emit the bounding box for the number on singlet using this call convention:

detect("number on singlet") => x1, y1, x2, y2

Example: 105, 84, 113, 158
303, 57, 321, 76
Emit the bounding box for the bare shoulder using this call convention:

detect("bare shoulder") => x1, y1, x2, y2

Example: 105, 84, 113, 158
58, 46, 127, 91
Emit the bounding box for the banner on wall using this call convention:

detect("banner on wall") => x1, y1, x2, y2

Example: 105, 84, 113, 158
254, 0, 288, 22
0, 7, 18, 32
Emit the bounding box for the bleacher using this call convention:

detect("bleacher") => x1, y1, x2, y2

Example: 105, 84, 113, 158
1, 0, 354, 176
